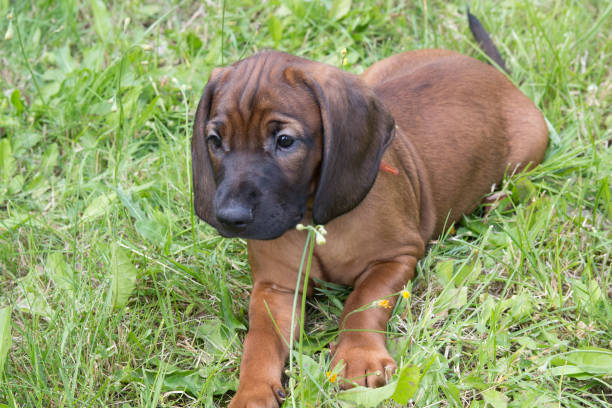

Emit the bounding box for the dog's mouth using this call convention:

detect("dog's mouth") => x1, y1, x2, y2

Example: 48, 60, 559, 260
216, 210, 305, 240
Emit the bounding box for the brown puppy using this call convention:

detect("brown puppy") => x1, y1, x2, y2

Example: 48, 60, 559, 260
192, 18, 548, 408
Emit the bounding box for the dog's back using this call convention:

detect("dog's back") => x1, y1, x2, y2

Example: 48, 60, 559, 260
361, 20, 548, 237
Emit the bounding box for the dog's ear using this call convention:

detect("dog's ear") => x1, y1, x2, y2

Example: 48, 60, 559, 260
192, 67, 226, 227
285, 65, 396, 225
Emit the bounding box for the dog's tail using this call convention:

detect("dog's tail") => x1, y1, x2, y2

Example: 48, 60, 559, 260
467, 7, 509, 74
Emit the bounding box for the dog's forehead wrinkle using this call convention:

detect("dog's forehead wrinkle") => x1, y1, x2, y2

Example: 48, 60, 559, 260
220, 96, 314, 153
238, 63, 269, 128
217, 58, 320, 136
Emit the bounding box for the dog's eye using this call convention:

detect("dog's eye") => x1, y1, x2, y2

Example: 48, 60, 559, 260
206, 133, 222, 150
276, 134, 295, 149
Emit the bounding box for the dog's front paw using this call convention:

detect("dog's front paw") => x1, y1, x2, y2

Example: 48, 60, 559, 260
229, 381, 285, 408
331, 339, 397, 389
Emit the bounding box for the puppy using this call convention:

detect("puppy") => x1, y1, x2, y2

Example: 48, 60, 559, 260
192, 12, 548, 407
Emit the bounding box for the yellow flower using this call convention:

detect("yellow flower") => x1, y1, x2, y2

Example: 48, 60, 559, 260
326, 371, 337, 383
402, 290, 410, 299
378, 299, 391, 309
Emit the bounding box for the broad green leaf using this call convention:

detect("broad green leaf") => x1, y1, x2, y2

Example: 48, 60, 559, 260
294, 353, 326, 402
512, 386, 555, 407
110, 243, 138, 310
134, 4, 161, 17
391, 364, 420, 404
486, 231, 509, 249
595, 176, 611, 220
3, 20, 12, 41
56, 45, 77, 73
46, 253, 76, 295
544, 117, 561, 147
10, 89, 24, 114
194, 320, 232, 356
539, 327, 568, 351
455, 259, 482, 286
40, 81, 61, 101
16, 270, 53, 318
482, 389, 508, 408
0, 114, 19, 127
89, 0, 114, 43
477, 295, 496, 332
282, 0, 305, 18
549, 365, 592, 378
135, 218, 167, 247
12, 129, 41, 151
434, 259, 454, 286
442, 381, 462, 407
513, 178, 537, 203
138, 367, 204, 396
565, 348, 612, 374
204, 36, 222, 65
478, 336, 496, 368
83, 43, 105, 72
495, 332, 510, 349
338, 380, 397, 407
153, 369, 205, 395
116, 188, 145, 221
436, 259, 481, 288
219, 281, 246, 332
7, 174, 23, 194
186, 32, 203, 56
462, 374, 488, 390
134, 95, 159, 131
330, 0, 352, 20
0, 307, 11, 378
571, 278, 604, 315
516, 336, 539, 350
31, 28, 41, 46
551, 348, 612, 376
509, 292, 533, 321
82, 192, 117, 222
0, 138, 15, 179
434, 286, 467, 313
128, 364, 237, 397
41, 142, 59, 175
268, 15, 282, 47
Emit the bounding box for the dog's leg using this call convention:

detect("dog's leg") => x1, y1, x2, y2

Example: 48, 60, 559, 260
331, 258, 417, 389
229, 282, 298, 408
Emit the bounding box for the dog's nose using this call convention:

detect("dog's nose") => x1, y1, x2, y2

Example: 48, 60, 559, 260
216, 204, 253, 231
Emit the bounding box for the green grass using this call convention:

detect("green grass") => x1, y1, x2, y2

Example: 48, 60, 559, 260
0, 0, 610, 406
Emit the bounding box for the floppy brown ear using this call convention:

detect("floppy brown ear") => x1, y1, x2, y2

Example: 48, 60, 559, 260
286, 65, 395, 225
192, 67, 225, 227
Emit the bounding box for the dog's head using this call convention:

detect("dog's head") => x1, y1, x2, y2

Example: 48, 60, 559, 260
192, 51, 395, 240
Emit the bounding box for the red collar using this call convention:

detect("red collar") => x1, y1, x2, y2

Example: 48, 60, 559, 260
380, 162, 399, 176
